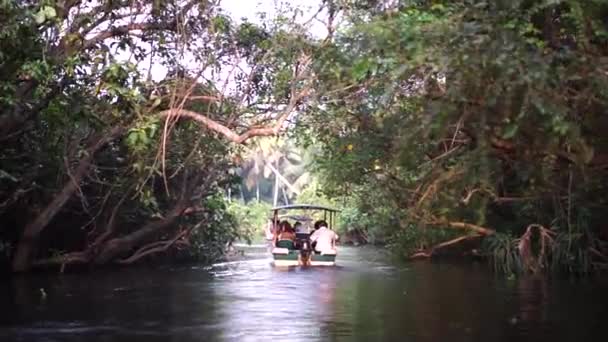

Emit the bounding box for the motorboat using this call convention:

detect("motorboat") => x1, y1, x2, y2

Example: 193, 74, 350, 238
270, 204, 340, 266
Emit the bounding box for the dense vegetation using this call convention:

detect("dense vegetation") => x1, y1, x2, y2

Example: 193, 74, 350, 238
302, 0, 608, 274
0, 0, 314, 272
2, 0, 607, 274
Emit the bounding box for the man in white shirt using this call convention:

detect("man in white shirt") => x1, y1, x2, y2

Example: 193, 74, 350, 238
309, 220, 338, 254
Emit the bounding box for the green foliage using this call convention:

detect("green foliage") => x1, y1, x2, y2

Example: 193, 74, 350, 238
34, 5, 57, 24
295, 178, 337, 211
186, 195, 242, 263
2, 0, 608, 274
484, 233, 521, 275
305, 0, 608, 273
227, 201, 272, 243
0, 0, 316, 271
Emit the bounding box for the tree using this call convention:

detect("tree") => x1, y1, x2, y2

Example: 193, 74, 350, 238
0, 0, 329, 272
304, 0, 608, 273
239, 137, 311, 204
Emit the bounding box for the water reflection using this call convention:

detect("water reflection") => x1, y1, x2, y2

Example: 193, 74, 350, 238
515, 276, 549, 324
210, 262, 339, 341
0, 247, 607, 342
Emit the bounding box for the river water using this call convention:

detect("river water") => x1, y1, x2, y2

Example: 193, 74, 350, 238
0, 246, 606, 342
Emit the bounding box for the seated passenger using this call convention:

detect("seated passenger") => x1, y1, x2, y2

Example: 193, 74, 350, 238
265, 218, 275, 241
278, 221, 296, 241
271, 220, 281, 243
309, 220, 338, 254
294, 221, 306, 234
310, 220, 322, 249
312, 220, 322, 233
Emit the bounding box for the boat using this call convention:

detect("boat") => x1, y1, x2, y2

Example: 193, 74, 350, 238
270, 204, 340, 267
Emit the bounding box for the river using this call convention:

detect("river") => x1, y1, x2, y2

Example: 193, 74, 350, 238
0, 245, 606, 342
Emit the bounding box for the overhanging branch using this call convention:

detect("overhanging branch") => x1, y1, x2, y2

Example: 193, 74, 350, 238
159, 88, 309, 144
84, 22, 177, 48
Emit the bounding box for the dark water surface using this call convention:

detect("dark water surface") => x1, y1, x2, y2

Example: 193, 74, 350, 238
1, 246, 606, 342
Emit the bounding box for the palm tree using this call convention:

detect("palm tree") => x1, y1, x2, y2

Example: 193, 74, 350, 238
239, 137, 312, 205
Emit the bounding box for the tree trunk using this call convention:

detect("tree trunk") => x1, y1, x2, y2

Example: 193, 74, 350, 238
273, 168, 279, 206
281, 186, 289, 205
11, 183, 79, 272
239, 184, 245, 202
11, 127, 123, 272
11, 239, 36, 273
92, 172, 200, 264
93, 200, 188, 264
267, 162, 300, 195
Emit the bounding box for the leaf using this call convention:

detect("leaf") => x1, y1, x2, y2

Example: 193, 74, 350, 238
34, 11, 46, 24
430, 4, 445, 12
352, 59, 370, 81
43, 6, 57, 19
127, 131, 138, 146
138, 130, 149, 145
502, 123, 518, 139
148, 124, 158, 138
151, 97, 162, 108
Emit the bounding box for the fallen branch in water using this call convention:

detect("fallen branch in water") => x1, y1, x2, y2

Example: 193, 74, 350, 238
116, 228, 192, 264
410, 235, 482, 259
32, 251, 89, 273
423, 219, 495, 236
116, 215, 213, 265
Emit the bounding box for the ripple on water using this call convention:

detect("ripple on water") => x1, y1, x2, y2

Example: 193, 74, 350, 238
2, 246, 607, 342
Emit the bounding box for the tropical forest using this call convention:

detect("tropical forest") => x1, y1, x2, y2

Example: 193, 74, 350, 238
1, 1, 608, 341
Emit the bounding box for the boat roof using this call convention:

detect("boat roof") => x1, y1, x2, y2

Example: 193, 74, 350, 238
271, 204, 340, 212
278, 214, 313, 221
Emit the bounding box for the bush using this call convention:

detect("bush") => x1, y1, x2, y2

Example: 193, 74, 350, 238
227, 200, 273, 243
172, 194, 242, 263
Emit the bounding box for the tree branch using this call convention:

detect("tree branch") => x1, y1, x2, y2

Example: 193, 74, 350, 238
426, 220, 496, 236
84, 22, 177, 48
159, 85, 309, 144
410, 235, 481, 259
116, 228, 191, 264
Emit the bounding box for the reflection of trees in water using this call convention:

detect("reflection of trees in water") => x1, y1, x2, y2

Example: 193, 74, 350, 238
7, 276, 42, 324
168, 271, 222, 341
4, 263, 608, 341
5, 270, 224, 341
319, 270, 397, 341
216, 266, 334, 340
313, 264, 607, 342
516, 276, 549, 325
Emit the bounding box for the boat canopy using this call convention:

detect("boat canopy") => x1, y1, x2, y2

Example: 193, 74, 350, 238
271, 204, 340, 212
278, 214, 313, 221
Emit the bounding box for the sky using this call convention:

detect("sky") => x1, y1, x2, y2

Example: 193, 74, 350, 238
146, 0, 325, 82
221, 0, 325, 35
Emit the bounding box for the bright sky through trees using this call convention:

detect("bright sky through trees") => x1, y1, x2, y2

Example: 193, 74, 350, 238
143, 0, 325, 82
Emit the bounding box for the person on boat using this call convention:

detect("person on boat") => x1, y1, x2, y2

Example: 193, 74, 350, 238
278, 220, 296, 241
310, 220, 322, 250
294, 221, 306, 234
265, 218, 275, 241
309, 220, 338, 254
266, 218, 279, 252
293, 221, 309, 250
